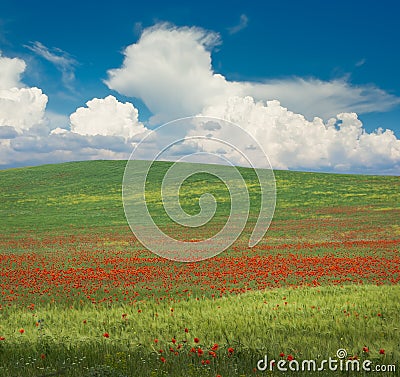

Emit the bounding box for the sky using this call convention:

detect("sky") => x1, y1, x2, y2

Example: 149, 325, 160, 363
0, 0, 399, 173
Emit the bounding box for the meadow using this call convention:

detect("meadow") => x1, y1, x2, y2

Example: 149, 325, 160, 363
0, 160, 399, 376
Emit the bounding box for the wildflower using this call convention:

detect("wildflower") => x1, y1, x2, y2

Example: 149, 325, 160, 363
194, 337, 200, 343
103, 332, 109, 338
211, 343, 219, 351
122, 313, 127, 318
171, 338, 176, 344
19, 329, 25, 334
184, 328, 189, 333
228, 347, 234, 355
198, 348, 204, 356
363, 346, 369, 353
379, 349, 385, 355
160, 356, 166, 363
279, 352, 285, 357
154, 338, 159, 343
83, 320, 87, 324
40, 354, 46, 360
209, 351, 217, 358
287, 354, 294, 361
0, 336, 5, 340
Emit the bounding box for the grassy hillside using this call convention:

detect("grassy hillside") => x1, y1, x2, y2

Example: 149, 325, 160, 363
0, 161, 399, 376
0, 160, 398, 236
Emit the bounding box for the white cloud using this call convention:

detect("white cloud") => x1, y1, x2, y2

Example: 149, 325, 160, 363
106, 24, 400, 123
25, 41, 77, 91
0, 54, 48, 133
227, 14, 249, 35
0, 52, 150, 168
70, 95, 147, 139
0, 53, 26, 89
105, 23, 227, 124
201, 96, 400, 173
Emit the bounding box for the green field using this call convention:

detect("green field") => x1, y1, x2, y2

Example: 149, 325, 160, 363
0, 160, 399, 376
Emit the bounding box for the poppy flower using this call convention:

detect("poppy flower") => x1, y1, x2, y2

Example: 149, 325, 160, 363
228, 347, 234, 354
287, 354, 294, 361
279, 352, 285, 357
363, 347, 369, 353
0, 336, 5, 341
160, 357, 166, 363
19, 329, 25, 334
194, 337, 200, 343
103, 332, 109, 338
379, 349, 385, 355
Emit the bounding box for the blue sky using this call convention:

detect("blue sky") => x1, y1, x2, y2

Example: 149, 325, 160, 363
0, 0, 399, 172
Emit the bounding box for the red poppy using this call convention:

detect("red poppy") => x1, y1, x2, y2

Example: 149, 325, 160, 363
19, 329, 25, 334
363, 347, 369, 353
160, 357, 166, 363
184, 328, 189, 333
103, 332, 109, 338
154, 338, 158, 343
194, 337, 200, 343
40, 354, 46, 360
211, 343, 219, 351
0, 336, 5, 341
228, 347, 234, 354
379, 349, 385, 355
171, 338, 176, 344
287, 354, 294, 361
279, 352, 285, 357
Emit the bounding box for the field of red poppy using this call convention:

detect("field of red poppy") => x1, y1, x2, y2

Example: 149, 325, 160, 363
0, 160, 399, 376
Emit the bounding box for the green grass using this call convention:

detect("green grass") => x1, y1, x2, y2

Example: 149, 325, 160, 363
0, 285, 398, 376
0, 160, 399, 376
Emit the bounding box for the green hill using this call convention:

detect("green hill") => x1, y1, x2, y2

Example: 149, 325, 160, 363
0, 160, 398, 239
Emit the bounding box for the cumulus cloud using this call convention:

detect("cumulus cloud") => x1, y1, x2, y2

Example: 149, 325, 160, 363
0, 52, 149, 169
0, 87, 48, 133
105, 23, 227, 124
26, 41, 77, 91
0, 53, 26, 89
0, 94, 149, 169
70, 95, 147, 139
0, 54, 48, 133
105, 24, 400, 123
200, 96, 400, 173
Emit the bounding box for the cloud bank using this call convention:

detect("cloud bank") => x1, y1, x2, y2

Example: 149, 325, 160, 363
0, 23, 400, 174
106, 24, 400, 124
0, 54, 147, 168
